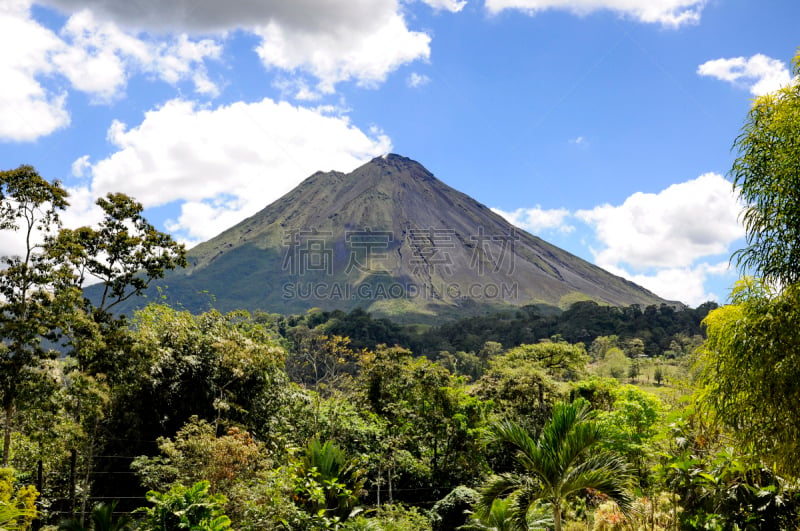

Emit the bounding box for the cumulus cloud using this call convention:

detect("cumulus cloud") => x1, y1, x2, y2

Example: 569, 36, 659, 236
254, 11, 430, 94
54, 9, 222, 100
0, 4, 70, 141
495, 174, 744, 305
576, 172, 743, 269
0, 3, 221, 141
53, 9, 143, 101
485, 0, 705, 27
73, 98, 391, 243
71, 155, 91, 177
697, 54, 792, 96
6, 0, 428, 141
492, 206, 573, 234
39, 0, 432, 94
604, 261, 734, 307
572, 173, 744, 305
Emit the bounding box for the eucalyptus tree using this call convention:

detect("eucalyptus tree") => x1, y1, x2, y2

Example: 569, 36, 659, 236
0, 164, 187, 515
0, 165, 68, 465
478, 400, 633, 531
49, 192, 186, 374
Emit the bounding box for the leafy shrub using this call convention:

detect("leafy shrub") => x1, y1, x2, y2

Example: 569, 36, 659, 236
136, 481, 231, 531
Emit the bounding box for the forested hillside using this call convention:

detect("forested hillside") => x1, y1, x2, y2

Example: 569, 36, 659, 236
294, 300, 715, 356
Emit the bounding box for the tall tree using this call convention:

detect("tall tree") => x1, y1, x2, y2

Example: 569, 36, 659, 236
0, 165, 68, 465
358, 346, 489, 499
49, 192, 186, 373
478, 400, 633, 531
698, 48, 800, 476
730, 49, 800, 284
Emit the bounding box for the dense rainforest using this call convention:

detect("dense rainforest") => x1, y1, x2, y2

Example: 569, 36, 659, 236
2, 48, 800, 531
4, 298, 748, 530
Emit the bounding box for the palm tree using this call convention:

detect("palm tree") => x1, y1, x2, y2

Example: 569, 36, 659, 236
460, 497, 553, 531
478, 399, 633, 531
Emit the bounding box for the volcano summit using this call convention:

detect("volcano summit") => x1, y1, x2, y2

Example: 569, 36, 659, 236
122, 154, 670, 321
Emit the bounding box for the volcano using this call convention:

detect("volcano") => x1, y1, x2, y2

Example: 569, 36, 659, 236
124, 154, 671, 321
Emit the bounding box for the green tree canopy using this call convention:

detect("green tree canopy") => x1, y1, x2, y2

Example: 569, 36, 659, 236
699, 279, 800, 475
0, 165, 68, 465
478, 399, 633, 531
730, 50, 800, 284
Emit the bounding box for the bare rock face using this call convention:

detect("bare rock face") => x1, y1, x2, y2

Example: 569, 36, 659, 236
118, 154, 670, 322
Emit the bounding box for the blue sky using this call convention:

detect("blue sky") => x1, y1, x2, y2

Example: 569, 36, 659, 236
1, 0, 798, 307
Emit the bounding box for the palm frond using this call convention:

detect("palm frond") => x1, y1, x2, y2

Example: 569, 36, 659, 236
479, 400, 634, 531
476, 473, 529, 516
560, 453, 635, 515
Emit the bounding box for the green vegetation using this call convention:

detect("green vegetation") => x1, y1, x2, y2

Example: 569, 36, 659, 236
4, 49, 800, 528
478, 400, 633, 531
0, 283, 763, 530
730, 50, 800, 285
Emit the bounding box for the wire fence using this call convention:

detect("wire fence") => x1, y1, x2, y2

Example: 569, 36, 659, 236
29, 452, 450, 527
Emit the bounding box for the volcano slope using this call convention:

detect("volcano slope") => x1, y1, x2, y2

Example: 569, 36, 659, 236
99, 154, 671, 322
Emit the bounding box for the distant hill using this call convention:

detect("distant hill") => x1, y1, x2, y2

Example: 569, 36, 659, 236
100, 154, 673, 322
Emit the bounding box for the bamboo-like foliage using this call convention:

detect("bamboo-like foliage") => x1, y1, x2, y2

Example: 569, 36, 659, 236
700, 278, 800, 476
731, 50, 800, 285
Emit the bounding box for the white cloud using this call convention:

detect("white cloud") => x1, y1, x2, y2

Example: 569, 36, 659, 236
485, 0, 705, 27
0, 3, 222, 141
54, 9, 221, 100
495, 174, 744, 306
569, 135, 587, 146
603, 261, 734, 307
150, 34, 222, 94
407, 72, 431, 88
4, 1, 430, 136
697, 54, 792, 96
420, 0, 468, 12
254, 10, 431, 94
576, 172, 743, 269
492, 206, 573, 233
38, 0, 432, 94
71, 155, 91, 177
61, 184, 105, 229
0, 4, 70, 141
76, 98, 391, 242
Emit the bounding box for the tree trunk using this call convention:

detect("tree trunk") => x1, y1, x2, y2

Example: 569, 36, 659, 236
388, 464, 393, 504
80, 438, 94, 525
69, 449, 77, 514
376, 463, 381, 507
32, 459, 43, 531
553, 502, 562, 531
3, 402, 13, 467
